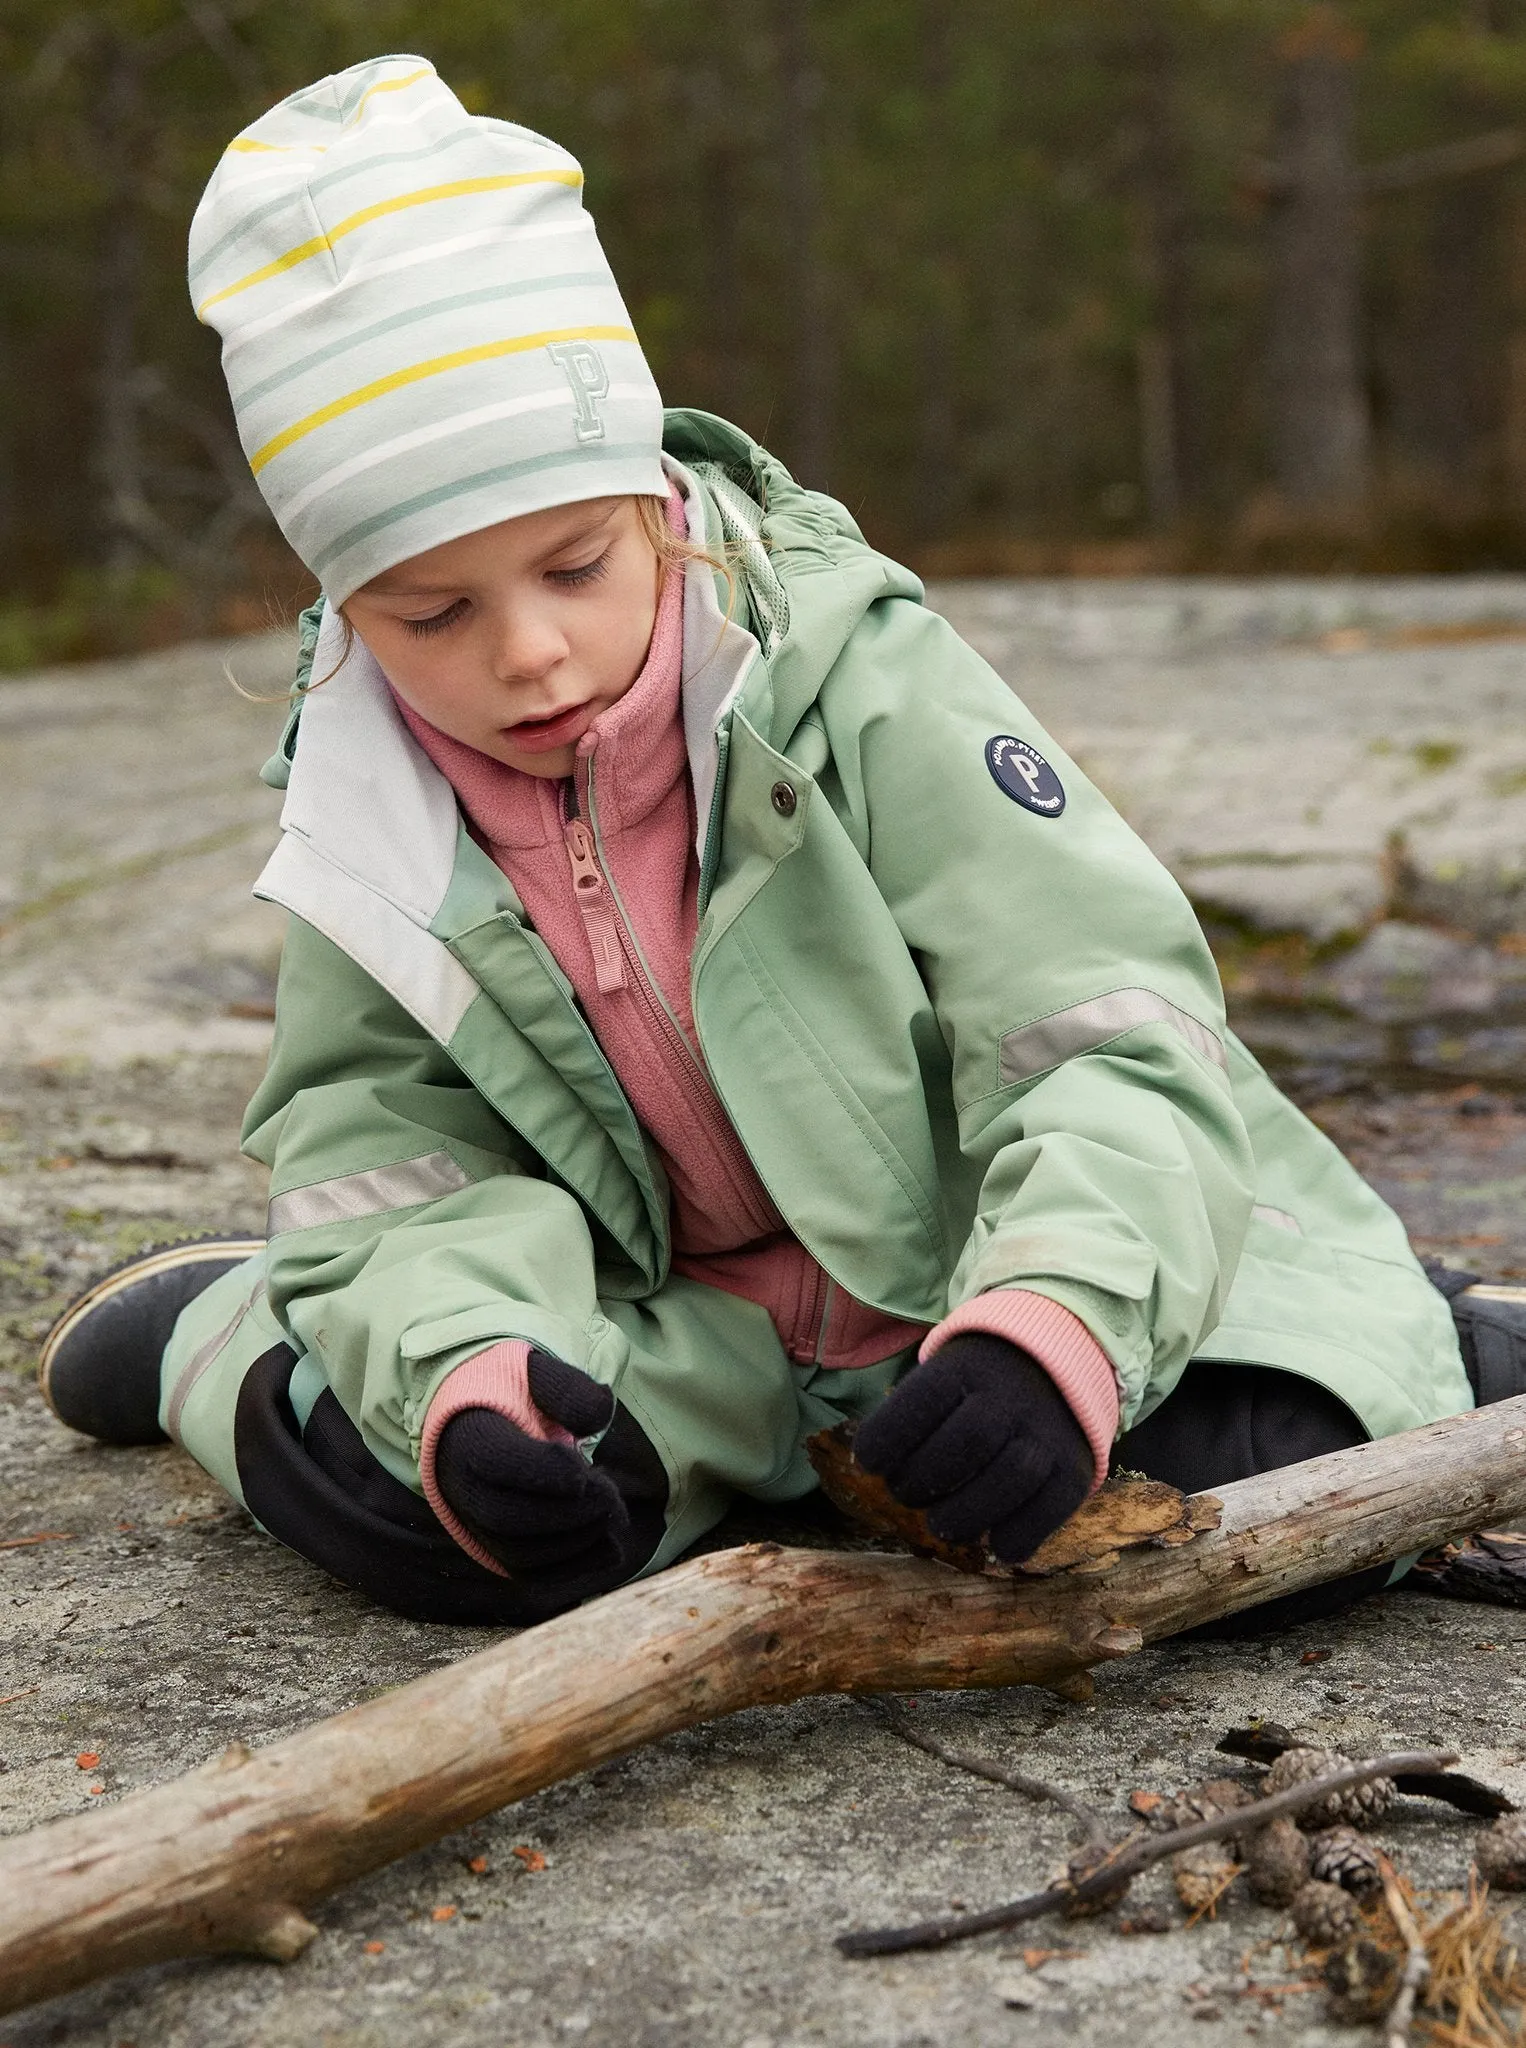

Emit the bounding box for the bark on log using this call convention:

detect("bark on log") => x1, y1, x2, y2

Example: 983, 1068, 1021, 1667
1, 1393, 1524, 2020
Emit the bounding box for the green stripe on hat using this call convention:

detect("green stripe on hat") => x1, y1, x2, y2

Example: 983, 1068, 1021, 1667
313, 441, 661, 582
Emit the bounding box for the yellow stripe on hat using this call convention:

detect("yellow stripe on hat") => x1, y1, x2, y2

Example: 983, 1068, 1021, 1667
197, 169, 584, 319
248, 325, 637, 474
346, 66, 433, 124
226, 138, 331, 156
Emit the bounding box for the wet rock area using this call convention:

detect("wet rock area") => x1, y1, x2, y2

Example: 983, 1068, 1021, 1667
4, 589, 1526, 2045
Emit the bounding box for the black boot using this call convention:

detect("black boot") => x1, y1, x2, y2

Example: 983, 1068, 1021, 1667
1425, 1262, 1526, 1406
39, 1237, 265, 1444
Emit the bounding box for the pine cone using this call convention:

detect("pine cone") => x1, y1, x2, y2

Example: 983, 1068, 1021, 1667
1291, 1877, 1359, 1948
1155, 1776, 1257, 1838
1308, 1824, 1382, 1895
1062, 1839, 1132, 1916
1244, 1814, 1311, 1906
1474, 1812, 1526, 1891
1324, 1938, 1401, 2023
1261, 1746, 1396, 1829
1172, 1840, 1240, 1918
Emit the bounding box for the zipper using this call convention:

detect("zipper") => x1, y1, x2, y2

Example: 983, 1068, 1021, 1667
562, 778, 626, 993
571, 752, 779, 1242
812, 1276, 837, 1367
696, 723, 731, 921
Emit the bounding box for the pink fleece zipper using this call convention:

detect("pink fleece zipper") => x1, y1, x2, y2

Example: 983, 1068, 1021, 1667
573, 743, 780, 1243
563, 815, 627, 993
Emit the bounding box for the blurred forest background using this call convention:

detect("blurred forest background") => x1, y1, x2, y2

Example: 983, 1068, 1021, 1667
7, 0, 1526, 663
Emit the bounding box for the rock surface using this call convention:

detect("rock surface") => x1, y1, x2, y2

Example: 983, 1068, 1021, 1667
3, 593, 1526, 2046
935, 574, 1526, 941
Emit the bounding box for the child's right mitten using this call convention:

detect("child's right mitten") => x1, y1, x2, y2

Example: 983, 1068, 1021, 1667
431, 1350, 663, 1591
853, 1333, 1093, 1563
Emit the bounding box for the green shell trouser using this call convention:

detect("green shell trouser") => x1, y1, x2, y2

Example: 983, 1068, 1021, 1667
159, 1248, 908, 1618
155, 1247, 1455, 1634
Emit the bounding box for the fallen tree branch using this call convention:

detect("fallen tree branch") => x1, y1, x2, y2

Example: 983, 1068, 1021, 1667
0, 1393, 1523, 2018
873, 1700, 1107, 1842
836, 1748, 1455, 1957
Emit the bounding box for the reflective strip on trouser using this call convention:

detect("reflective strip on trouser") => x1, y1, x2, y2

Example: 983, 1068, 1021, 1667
998, 989, 1227, 1086
158, 1250, 286, 1504
265, 1150, 472, 1237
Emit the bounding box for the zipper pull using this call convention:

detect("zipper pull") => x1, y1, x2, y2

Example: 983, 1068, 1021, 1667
563, 817, 627, 994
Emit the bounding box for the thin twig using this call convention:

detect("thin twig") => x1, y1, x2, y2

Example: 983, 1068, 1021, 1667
0, 1532, 72, 1550
0, 1688, 41, 1708
875, 1700, 1108, 1843
1377, 1853, 1429, 2048
837, 1748, 1457, 1958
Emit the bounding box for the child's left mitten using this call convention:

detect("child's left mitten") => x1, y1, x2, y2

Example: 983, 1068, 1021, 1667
854, 1333, 1093, 1563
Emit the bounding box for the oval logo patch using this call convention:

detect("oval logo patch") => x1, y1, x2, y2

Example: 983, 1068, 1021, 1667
985, 735, 1066, 817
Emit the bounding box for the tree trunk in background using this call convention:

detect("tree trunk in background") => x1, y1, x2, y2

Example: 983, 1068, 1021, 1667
95, 32, 148, 575
910, 0, 958, 543
0, 309, 15, 568
1392, 173, 1501, 503
1265, 7, 1370, 516
1131, 5, 1202, 530
1504, 184, 1526, 524
773, 0, 834, 490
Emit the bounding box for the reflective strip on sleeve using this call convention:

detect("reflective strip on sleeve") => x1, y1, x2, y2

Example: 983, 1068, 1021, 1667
1251, 1203, 1302, 1235
998, 988, 1228, 1086
266, 1150, 472, 1237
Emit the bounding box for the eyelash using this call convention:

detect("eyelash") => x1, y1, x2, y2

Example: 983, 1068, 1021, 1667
400, 550, 612, 636
404, 598, 469, 638
550, 549, 611, 589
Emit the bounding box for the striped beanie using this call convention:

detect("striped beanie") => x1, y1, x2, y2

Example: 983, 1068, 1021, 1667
189, 56, 666, 604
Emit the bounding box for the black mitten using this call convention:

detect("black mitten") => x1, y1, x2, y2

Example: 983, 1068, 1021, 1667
854, 1333, 1093, 1563
434, 1351, 666, 1594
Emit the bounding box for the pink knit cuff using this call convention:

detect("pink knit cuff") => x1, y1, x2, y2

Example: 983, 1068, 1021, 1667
418, 1341, 575, 1577
921, 1290, 1120, 1492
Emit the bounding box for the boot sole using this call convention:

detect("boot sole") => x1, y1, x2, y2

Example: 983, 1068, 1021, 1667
38, 1236, 266, 1423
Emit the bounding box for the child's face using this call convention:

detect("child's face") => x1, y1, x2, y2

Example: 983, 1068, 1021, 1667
346, 496, 661, 778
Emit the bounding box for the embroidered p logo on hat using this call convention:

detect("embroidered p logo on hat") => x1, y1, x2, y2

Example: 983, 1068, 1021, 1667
985, 735, 1065, 817
547, 340, 609, 443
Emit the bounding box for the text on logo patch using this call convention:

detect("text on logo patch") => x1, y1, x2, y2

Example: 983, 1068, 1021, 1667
985, 735, 1066, 817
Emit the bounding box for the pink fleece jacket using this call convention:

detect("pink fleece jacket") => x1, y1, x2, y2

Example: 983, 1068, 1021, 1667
403, 492, 1119, 1563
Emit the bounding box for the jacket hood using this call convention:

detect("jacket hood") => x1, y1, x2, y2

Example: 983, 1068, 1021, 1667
661, 410, 925, 752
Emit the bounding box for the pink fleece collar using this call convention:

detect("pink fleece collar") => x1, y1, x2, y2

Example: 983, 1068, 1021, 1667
389, 489, 689, 854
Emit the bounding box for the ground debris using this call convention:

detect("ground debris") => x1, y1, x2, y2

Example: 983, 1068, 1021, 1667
1264, 1745, 1397, 1829
1173, 1841, 1242, 1923
1410, 1530, 1526, 1610
1309, 1824, 1384, 1895
1304, 1865, 1526, 2043
1474, 1814, 1526, 1892
1245, 1815, 1313, 1906
1219, 1722, 1517, 1820
804, 1420, 1219, 1575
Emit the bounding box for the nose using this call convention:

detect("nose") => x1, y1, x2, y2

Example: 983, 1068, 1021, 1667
490, 599, 567, 689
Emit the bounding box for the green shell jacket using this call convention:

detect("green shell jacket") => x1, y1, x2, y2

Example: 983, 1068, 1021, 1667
184, 410, 1467, 1548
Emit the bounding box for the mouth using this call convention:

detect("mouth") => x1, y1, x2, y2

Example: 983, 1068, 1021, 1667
501, 700, 595, 752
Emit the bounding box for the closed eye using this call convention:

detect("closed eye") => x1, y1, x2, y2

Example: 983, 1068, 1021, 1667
403, 598, 470, 637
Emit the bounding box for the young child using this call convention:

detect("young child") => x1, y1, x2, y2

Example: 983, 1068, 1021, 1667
40, 56, 1526, 1630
